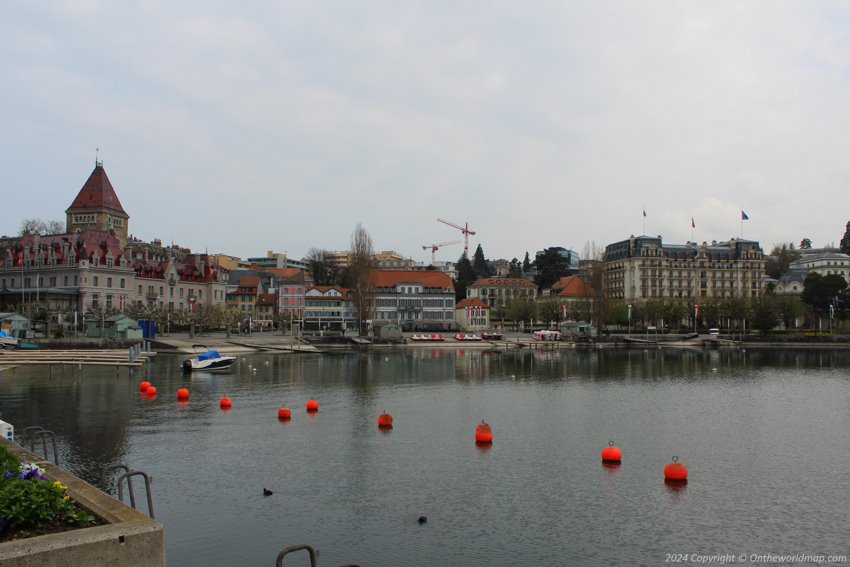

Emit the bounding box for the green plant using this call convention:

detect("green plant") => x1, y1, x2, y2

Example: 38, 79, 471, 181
0, 464, 96, 532
0, 446, 21, 475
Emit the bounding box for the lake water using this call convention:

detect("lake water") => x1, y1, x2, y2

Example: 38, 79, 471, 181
1, 348, 849, 566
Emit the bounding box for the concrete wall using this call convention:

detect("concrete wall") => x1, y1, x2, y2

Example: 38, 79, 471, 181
0, 441, 165, 567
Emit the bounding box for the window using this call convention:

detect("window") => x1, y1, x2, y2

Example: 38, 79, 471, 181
120, 278, 125, 289
93, 276, 99, 287
92, 294, 100, 308
74, 276, 78, 286
107, 277, 113, 288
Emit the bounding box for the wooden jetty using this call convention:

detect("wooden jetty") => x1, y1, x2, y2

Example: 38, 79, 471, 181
0, 349, 154, 368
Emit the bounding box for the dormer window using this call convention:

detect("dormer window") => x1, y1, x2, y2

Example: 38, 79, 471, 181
106, 255, 114, 268
68, 253, 76, 266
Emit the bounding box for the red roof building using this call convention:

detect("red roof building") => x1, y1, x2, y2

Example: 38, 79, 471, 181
373, 270, 456, 331
455, 298, 489, 332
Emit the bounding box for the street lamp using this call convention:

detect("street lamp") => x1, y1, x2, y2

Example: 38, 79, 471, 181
627, 304, 632, 336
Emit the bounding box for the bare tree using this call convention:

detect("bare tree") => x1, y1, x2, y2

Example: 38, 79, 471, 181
582, 241, 607, 327
19, 218, 66, 236
305, 248, 339, 286
349, 223, 375, 336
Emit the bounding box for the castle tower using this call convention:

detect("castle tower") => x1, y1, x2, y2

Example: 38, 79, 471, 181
65, 160, 129, 247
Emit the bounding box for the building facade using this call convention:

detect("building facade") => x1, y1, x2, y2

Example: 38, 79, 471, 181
373, 270, 456, 331
788, 252, 850, 284
604, 236, 765, 301
466, 277, 538, 308
455, 298, 489, 332
303, 286, 358, 332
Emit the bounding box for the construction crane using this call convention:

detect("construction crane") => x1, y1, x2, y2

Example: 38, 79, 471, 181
437, 218, 477, 255
422, 240, 462, 264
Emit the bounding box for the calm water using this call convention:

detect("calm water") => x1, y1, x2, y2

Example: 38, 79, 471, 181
1, 348, 849, 566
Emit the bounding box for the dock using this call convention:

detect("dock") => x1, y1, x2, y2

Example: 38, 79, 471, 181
0, 348, 154, 368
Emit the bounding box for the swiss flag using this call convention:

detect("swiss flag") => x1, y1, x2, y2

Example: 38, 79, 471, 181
16, 255, 22, 267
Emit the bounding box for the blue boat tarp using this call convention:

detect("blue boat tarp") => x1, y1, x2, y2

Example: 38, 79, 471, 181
197, 350, 221, 361
0, 330, 10, 338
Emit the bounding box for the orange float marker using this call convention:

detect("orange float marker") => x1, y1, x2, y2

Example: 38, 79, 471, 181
306, 399, 319, 412
475, 421, 493, 444
601, 441, 622, 462
378, 412, 393, 428
278, 407, 292, 420
177, 388, 190, 401
145, 386, 157, 396
139, 381, 151, 392
220, 397, 233, 409
664, 456, 688, 481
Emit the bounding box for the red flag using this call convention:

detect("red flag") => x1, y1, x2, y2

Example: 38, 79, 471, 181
694, 304, 700, 318
16, 255, 22, 267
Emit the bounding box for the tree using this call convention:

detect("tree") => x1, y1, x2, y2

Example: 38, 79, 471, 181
841, 221, 850, 255
533, 248, 569, 291
764, 243, 800, 279
537, 298, 563, 328
507, 258, 522, 278
749, 294, 779, 335
775, 295, 805, 329
305, 248, 339, 286
507, 298, 536, 327
522, 252, 531, 273
799, 238, 812, 250
19, 218, 65, 236
453, 253, 477, 302
582, 241, 607, 327
349, 223, 375, 336
662, 301, 688, 330
472, 244, 491, 278
801, 272, 847, 311
219, 306, 244, 338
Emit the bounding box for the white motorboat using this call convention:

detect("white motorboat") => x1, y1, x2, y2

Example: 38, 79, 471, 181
182, 345, 236, 372
0, 330, 18, 349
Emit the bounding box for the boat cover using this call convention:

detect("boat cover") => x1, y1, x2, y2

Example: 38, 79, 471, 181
198, 350, 222, 361
0, 330, 10, 337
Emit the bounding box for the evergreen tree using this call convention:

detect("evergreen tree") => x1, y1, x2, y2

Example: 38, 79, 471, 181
507, 258, 522, 278
533, 248, 569, 291
522, 252, 531, 273
453, 254, 477, 301
472, 244, 491, 278
841, 221, 850, 255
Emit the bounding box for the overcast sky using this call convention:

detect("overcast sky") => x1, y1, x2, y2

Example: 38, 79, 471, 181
2, 2, 849, 264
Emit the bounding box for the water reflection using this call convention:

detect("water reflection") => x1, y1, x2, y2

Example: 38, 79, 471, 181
0, 347, 848, 566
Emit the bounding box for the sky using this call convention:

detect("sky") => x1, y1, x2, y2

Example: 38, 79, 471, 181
2, 2, 849, 264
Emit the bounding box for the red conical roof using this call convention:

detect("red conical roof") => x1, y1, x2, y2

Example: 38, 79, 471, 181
65, 163, 128, 217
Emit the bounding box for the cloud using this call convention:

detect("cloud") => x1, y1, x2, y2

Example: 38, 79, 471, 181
2, 1, 849, 259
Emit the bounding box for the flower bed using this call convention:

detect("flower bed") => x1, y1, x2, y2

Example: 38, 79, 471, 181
0, 446, 102, 542
0, 440, 164, 567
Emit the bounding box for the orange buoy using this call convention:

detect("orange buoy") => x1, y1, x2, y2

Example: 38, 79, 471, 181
140, 381, 151, 392
306, 399, 319, 412
601, 441, 622, 462
177, 388, 190, 401
475, 420, 493, 444
145, 386, 157, 396
664, 456, 688, 481
220, 397, 233, 409
278, 407, 292, 420
378, 412, 393, 428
